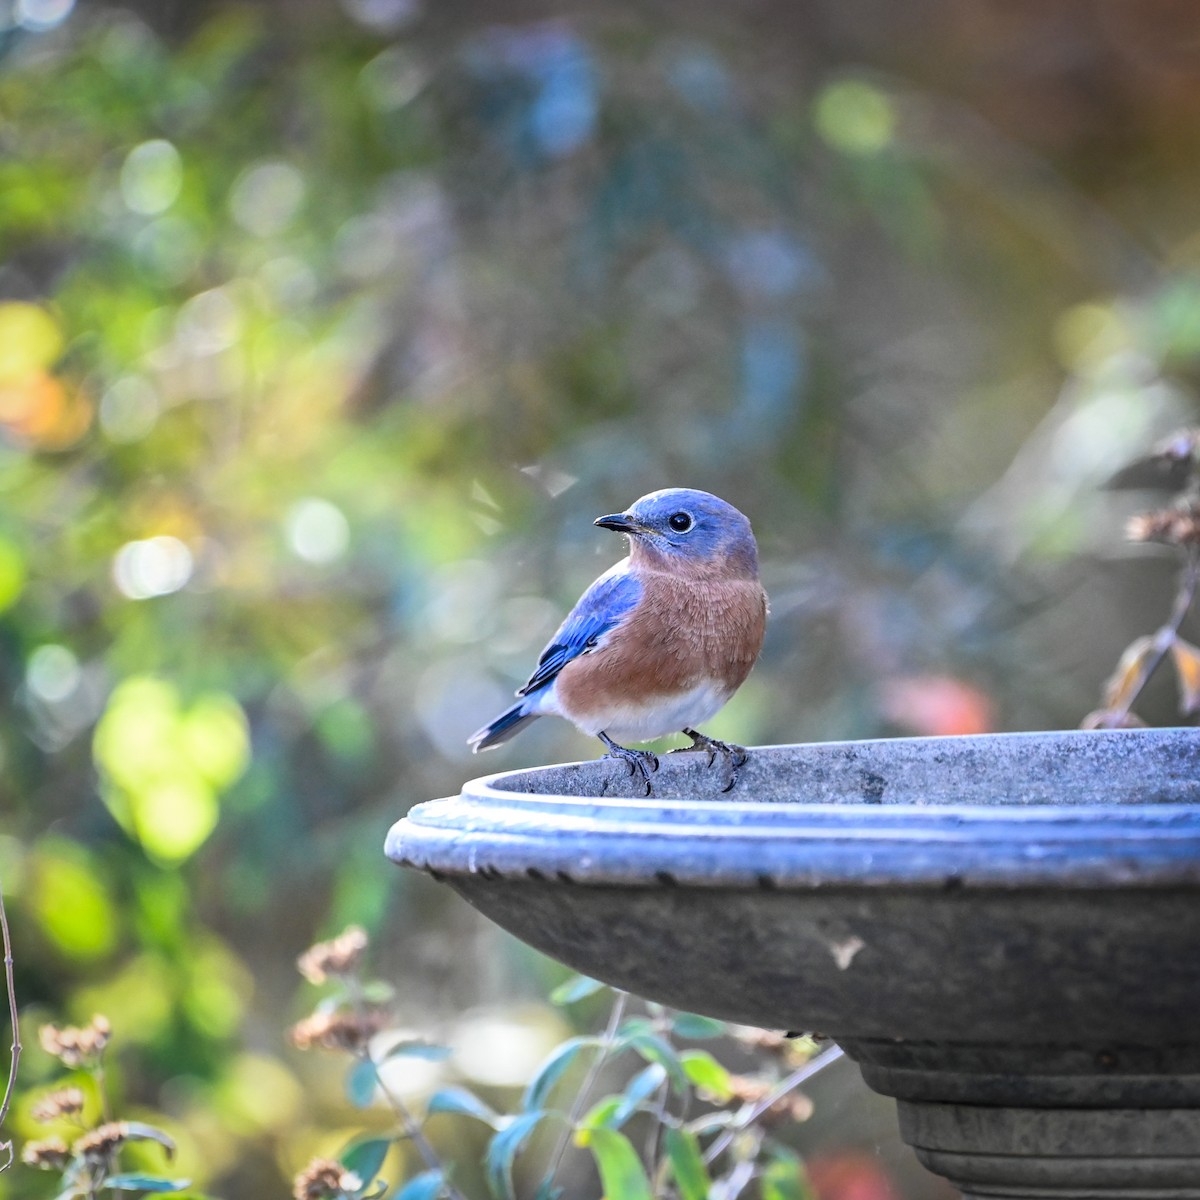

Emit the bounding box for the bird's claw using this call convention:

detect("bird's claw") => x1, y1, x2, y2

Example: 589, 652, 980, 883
602, 745, 658, 796
673, 731, 748, 791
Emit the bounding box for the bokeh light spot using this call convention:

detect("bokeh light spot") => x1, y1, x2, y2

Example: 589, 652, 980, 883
181, 694, 251, 789
286, 498, 350, 564
215, 1053, 304, 1133
31, 841, 116, 961
16, 0, 74, 31
134, 775, 219, 865
1053, 302, 1131, 373
814, 80, 895, 155
360, 45, 428, 111
27, 643, 81, 704
0, 302, 63, 382
340, 0, 420, 35
132, 215, 203, 285
229, 161, 305, 238
176, 286, 241, 355
120, 139, 183, 216
94, 678, 248, 864
451, 1006, 571, 1088
113, 535, 194, 599
100, 375, 160, 442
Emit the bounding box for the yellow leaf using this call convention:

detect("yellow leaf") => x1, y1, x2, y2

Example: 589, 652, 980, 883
1102, 635, 1156, 710
1170, 638, 1200, 715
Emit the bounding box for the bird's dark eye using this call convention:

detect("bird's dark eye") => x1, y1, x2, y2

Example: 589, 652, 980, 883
668, 512, 693, 533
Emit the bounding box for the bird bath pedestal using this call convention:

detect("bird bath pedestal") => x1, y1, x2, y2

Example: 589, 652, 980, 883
386, 729, 1200, 1200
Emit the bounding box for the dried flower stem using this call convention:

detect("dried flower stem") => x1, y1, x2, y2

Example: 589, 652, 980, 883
543, 990, 629, 1187
0, 887, 20, 1173
342, 976, 468, 1200
365, 1052, 467, 1199
702, 1043, 844, 1167
1109, 551, 1200, 721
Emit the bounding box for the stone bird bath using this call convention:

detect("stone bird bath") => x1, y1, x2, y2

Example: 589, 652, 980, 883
386, 728, 1200, 1199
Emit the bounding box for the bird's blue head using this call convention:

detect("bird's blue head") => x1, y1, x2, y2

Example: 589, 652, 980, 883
594, 488, 759, 577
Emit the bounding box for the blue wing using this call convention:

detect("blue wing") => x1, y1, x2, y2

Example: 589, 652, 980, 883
519, 563, 642, 696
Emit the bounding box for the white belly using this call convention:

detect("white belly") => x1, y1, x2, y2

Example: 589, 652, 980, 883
540, 679, 731, 743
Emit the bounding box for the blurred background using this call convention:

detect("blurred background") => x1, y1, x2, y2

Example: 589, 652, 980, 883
2, 0, 1200, 1195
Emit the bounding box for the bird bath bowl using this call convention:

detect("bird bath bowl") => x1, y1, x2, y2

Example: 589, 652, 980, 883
386, 729, 1200, 1199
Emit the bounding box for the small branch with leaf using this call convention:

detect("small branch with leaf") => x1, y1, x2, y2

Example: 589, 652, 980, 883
1087, 428, 1200, 727
0, 887, 20, 1175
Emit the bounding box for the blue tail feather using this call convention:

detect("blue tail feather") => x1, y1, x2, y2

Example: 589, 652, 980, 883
469, 701, 538, 752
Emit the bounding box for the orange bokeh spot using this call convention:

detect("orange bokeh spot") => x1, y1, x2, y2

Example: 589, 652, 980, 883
876, 674, 995, 737
0, 371, 93, 450
807, 1153, 903, 1200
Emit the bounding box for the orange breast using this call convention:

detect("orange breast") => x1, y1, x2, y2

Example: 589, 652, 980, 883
554, 571, 767, 718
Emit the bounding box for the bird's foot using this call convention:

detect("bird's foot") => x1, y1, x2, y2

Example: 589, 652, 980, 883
673, 729, 748, 791
598, 733, 658, 796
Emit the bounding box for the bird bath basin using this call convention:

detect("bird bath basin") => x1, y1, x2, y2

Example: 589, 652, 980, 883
386, 729, 1200, 1199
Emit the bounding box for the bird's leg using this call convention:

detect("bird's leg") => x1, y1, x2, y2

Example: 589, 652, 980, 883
675, 727, 748, 792
597, 732, 658, 796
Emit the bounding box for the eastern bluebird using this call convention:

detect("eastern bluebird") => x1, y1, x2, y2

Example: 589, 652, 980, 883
468, 488, 767, 792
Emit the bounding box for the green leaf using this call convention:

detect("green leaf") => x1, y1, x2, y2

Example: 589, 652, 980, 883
383, 1039, 452, 1062
580, 1094, 624, 1130
103, 1178, 191, 1193
617, 1018, 654, 1040
346, 1057, 378, 1108
341, 1136, 392, 1186
762, 1150, 814, 1200
671, 1013, 725, 1040
522, 1036, 599, 1111
397, 1169, 445, 1200
427, 1086, 503, 1128
486, 1111, 547, 1200
664, 1128, 710, 1200
549, 975, 605, 1006
121, 1123, 178, 1158
363, 980, 397, 1004
623, 1031, 688, 1094
577, 1128, 652, 1200
582, 1063, 667, 1131
680, 1049, 734, 1101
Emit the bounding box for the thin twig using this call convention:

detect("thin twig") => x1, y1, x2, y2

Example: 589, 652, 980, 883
0, 885, 20, 1173
1110, 552, 1200, 721
343, 972, 469, 1200
702, 1044, 844, 1167
543, 990, 629, 1186
368, 1054, 470, 1200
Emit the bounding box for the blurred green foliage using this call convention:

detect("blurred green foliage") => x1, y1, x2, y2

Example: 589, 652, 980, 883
1, 0, 1200, 1196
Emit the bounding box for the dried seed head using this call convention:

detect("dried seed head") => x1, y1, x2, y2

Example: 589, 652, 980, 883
74, 1121, 129, 1163
1126, 504, 1200, 547
21, 1136, 70, 1170
725, 1074, 814, 1126
1081, 708, 1148, 730
31, 1086, 86, 1123
297, 926, 369, 985
289, 1008, 387, 1053
293, 1156, 362, 1200
39, 1015, 112, 1067
734, 1028, 791, 1054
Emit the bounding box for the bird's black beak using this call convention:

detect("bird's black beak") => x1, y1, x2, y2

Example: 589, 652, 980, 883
594, 512, 642, 534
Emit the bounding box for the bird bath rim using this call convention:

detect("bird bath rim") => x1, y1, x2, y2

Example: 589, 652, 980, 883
387, 728, 1200, 891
